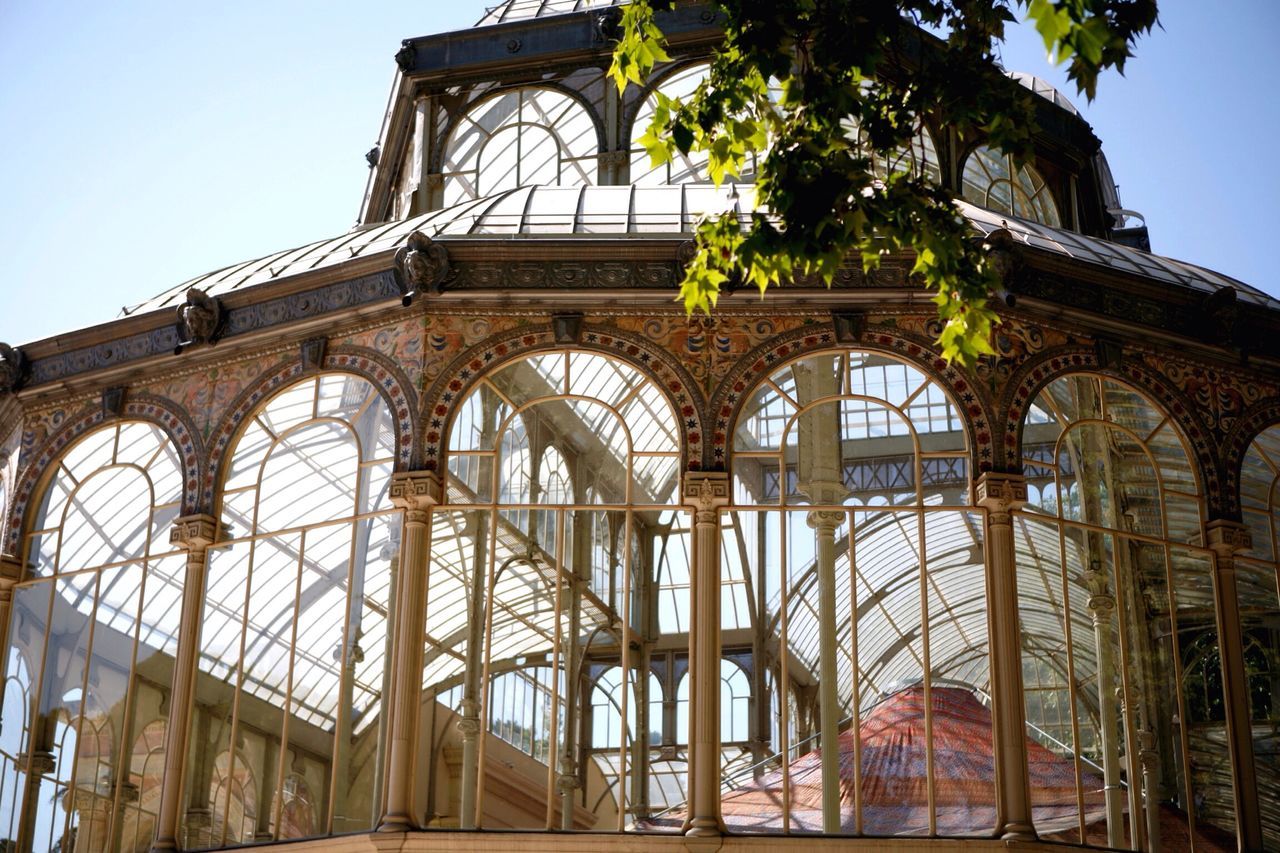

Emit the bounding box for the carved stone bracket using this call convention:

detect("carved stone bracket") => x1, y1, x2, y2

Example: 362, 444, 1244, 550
981, 228, 1023, 289
393, 231, 450, 306
169, 514, 218, 551
974, 472, 1028, 513
300, 337, 327, 373
831, 310, 865, 344
102, 386, 127, 419
596, 149, 628, 169
389, 471, 441, 515
1205, 518, 1252, 556
593, 6, 623, 42
0, 344, 28, 395
1095, 337, 1125, 370
682, 471, 730, 518
552, 312, 585, 344
174, 288, 224, 354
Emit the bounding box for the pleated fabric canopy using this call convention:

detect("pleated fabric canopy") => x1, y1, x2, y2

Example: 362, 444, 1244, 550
651, 686, 1104, 835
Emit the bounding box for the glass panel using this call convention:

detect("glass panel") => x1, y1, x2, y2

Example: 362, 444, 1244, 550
185, 376, 396, 847
1016, 374, 1238, 850
438, 352, 686, 833
443, 87, 599, 206
3, 422, 185, 851
961, 146, 1061, 227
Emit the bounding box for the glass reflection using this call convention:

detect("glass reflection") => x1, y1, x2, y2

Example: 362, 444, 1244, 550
431, 352, 687, 832
183, 375, 397, 848
707, 351, 984, 837
1016, 374, 1234, 849
3, 422, 183, 852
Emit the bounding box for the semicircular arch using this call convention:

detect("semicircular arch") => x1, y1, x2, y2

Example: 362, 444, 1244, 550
708, 323, 991, 475
4, 394, 201, 555
423, 324, 705, 475
435, 83, 604, 204
1001, 346, 1221, 514
203, 346, 417, 508
1223, 398, 1280, 520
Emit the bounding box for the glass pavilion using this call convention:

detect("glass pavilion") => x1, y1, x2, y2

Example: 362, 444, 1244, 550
0, 2, 1276, 852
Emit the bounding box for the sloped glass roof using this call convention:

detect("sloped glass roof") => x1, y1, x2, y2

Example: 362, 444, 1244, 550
476, 0, 625, 25
126, 185, 1278, 316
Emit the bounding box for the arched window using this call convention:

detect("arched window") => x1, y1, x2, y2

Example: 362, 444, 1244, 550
1237, 425, 1280, 850
439, 351, 686, 831
119, 718, 167, 851
1, 421, 184, 851
961, 145, 1061, 226
1014, 374, 1232, 849
1240, 426, 1280, 719
631, 64, 712, 186
208, 750, 257, 846
717, 350, 979, 836
187, 374, 399, 846
442, 87, 598, 205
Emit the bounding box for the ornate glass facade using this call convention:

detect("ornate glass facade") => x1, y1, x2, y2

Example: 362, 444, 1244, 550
0, 2, 1275, 852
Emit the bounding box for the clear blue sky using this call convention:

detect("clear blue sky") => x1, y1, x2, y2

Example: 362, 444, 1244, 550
1, 1, 1276, 346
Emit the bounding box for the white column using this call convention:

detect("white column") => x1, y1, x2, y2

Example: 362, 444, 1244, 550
151, 515, 217, 852
379, 471, 439, 832
975, 473, 1036, 841
1205, 519, 1263, 853
807, 507, 845, 832
682, 472, 729, 837
1082, 562, 1125, 849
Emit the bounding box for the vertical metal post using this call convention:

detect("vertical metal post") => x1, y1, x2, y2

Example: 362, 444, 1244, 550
682, 472, 729, 838
1082, 560, 1125, 849
151, 515, 217, 852
975, 473, 1036, 841
1205, 520, 1264, 853
379, 472, 439, 832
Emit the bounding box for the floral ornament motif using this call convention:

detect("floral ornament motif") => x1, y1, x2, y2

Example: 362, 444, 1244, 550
421, 323, 705, 473
621, 313, 811, 393
973, 319, 1069, 393
1143, 354, 1274, 434
708, 322, 996, 473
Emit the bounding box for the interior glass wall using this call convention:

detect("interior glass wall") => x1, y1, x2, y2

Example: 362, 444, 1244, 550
1237, 425, 1280, 848
181, 375, 398, 848
442, 87, 598, 206
961, 145, 1060, 226
701, 350, 988, 836
2, 421, 184, 853
1015, 374, 1234, 850
435, 351, 686, 832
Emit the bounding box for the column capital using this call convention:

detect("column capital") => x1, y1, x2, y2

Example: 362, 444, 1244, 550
0, 553, 21, 584
681, 471, 730, 515
974, 472, 1028, 512
1204, 518, 1252, 557
389, 470, 441, 511
169, 514, 218, 550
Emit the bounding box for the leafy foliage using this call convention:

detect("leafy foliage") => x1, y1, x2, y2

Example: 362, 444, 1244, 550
610, 0, 1157, 366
